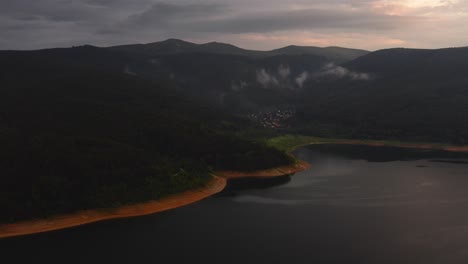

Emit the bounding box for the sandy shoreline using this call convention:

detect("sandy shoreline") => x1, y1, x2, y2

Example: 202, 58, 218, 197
0, 161, 310, 239
0, 176, 227, 239
2, 139, 467, 239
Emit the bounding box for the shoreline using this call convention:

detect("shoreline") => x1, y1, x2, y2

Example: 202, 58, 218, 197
0, 176, 227, 239
267, 135, 468, 154
216, 160, 310, 180
0, 161, 310, 239
333, 140, 468, 153
2, 139, 467, 239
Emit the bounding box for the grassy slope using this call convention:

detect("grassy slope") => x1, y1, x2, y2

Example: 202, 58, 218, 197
267, 134, 464, 153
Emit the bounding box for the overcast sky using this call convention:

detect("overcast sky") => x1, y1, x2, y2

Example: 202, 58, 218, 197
1, 0, 467, 50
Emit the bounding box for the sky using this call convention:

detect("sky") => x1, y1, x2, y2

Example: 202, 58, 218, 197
1, 0, 467, 51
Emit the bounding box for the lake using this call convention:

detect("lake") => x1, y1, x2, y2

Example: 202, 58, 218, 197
3, 144, 468, 264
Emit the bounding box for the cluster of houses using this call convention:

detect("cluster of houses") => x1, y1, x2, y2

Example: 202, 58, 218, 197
247, 107, 295, 129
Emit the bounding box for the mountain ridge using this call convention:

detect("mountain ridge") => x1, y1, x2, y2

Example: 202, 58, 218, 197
109, 38, 370, 62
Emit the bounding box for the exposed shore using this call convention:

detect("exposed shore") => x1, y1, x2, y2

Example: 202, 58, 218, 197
2, 139, 467, 239
0, 161, 310, 239
0, 176, 227, 239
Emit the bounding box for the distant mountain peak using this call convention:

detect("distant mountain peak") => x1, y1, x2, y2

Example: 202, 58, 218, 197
73, 44, 99, 49
160, 38, 193, 44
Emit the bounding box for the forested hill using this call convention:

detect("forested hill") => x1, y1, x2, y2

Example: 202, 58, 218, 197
346, 47, 468, 79
294, 46, 468, 142
106, 39, 369, 112
0, 45, 293, 223
3, 40, 468, 222
1, 42, 368, 114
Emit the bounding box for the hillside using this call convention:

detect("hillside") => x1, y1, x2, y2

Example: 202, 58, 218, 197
270, 45, 369, 63
293, 47, 468, 143
0, 46, 293, 223
107, 39, 369, 112
5, 41, 468, 144
4, 40, 468, 223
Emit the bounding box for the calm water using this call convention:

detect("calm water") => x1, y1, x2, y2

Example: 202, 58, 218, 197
3, 144, 468, 264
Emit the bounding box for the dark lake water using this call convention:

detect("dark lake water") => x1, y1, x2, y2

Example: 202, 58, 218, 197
3, 144, 468, 264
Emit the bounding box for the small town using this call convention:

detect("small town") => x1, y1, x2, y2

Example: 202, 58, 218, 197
247, 106, 296, 129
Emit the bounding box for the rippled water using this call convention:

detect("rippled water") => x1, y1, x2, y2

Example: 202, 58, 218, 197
3, 144, 468, 264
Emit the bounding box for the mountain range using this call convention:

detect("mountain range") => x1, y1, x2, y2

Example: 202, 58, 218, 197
3, 38, 468, 221
3, 39, 468, 142
110, 38, 368, 62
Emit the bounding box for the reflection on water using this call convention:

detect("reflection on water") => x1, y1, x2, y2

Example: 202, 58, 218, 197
232, 195, 305, 205
3, 144, 468, 264
430, 159, 468, 164
304, 144, 468, 162
221, 174, 291, 194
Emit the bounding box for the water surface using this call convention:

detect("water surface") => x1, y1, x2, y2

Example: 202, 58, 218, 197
3, 144, 468, 264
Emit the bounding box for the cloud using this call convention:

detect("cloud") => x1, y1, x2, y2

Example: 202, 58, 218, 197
314, 63, 371, 80
256, 68, 279, 87
0, 0, 468, 50
113, 2, 228, 33
231, 80, 248, 91
277, 65, 291, 79
0, 1, 105, 22
124, 65, 137, 75
254, 62, 369, 90
295, 71, 309, 88
83, 0, 151, 8
188, 7, 423, 34
110, 3, 423, 35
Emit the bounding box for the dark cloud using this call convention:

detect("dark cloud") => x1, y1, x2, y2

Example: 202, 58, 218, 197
126, 2, 227, 26
0, 18, 49, 31
83, 0, 152, 8
106, 2, 419, 36
96, 2, 229, 37
0, 0, 102, 22
0, 0, 466, 50
188, 8, 422, 33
